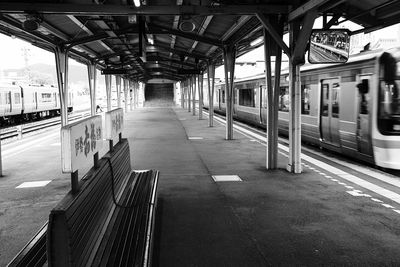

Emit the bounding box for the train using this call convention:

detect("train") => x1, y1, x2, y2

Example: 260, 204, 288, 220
0, 83, 73, 125
203, 47, 400, 169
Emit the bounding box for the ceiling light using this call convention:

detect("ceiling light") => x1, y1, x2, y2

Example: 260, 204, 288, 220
133, 0, 141, 7
250, 37, 263, 47
22, 15, 41, 31
179, 20, 195, 32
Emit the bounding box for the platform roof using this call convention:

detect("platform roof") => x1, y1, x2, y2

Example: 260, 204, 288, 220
0, 0, 398, 82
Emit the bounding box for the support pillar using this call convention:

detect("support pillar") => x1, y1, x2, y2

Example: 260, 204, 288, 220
207, 63, 215, 127
181, 81, 185, 108
263, 16, 283, 170
223, 45, 236, 140
192, 75, 196, 116
287, 21, 302, 173
87, 63, 97, 116
129, 80, 133, 111
54, 46, 69, 127
124, 79, 128, 112
198, 72, 204, 120
188, 77, 192, 112
105, 74, 112, 111
116, 75, 122, 108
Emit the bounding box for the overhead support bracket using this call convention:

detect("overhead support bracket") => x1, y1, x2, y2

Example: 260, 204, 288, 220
256, 13, 290, 56
149, 23, 224, 47
323, 14, 341, 29
138, 16, 146, 62
223, 44, 236, 140
101, 69, 129, 75
288, 0, 330, 21
291, 9, 318, 65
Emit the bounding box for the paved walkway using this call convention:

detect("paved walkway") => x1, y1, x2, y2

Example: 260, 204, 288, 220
126, 107, 400, 266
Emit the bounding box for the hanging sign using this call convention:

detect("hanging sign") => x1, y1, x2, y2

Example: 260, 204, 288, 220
61, 115, 103, 173
105, 108, 124, 140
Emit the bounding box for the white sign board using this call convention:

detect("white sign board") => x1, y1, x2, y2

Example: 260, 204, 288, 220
61, 115, 103, 173
105, 108, 124, 140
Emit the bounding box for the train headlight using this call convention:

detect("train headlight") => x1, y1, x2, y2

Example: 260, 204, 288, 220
393, 125, 400, 131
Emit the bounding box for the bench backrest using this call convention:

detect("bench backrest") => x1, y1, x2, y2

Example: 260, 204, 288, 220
47, 139, 131, 267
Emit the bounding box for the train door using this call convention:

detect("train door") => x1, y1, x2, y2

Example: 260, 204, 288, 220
356, 75, 372, 155
34, 92, 38, 110
7, 91, 12, 113
320, 78, 341, 146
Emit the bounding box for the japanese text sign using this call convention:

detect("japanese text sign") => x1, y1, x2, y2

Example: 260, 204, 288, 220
105, 108, 124, 140
61, 115, 103, 173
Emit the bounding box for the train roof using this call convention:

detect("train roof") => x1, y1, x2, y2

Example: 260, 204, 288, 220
233, 47, 400, 84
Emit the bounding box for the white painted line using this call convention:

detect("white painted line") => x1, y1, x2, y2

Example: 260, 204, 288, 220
346, 190, 371, 197
345, 186, 354, 189
188, 137, 203, 140
249, 139, 257, 142
382, 203, 395, 209
393, 209, 400, 214
16, 180, 52, 188
178, 118, 187, 121
212, 175, 242, 182
331, 179, 339, 182
325, 176, 332, 178
338, 182, 347, 186
371, 198, 383, 203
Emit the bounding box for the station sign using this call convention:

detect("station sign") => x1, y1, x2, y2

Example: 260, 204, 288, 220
61, 115, 103, 173
105, 108, 124, 140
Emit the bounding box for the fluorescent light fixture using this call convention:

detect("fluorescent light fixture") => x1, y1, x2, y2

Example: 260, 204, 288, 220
148, 35, 154, 45
250, 37, 263, 47
134, 0, 141, 7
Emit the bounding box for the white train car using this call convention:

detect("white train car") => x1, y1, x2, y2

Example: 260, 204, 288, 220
205, 47, 400, 169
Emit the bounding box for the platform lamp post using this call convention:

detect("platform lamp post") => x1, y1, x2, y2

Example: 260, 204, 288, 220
223, 44, 236, 140
207, 62, 215, 127
129, 80, 133, 111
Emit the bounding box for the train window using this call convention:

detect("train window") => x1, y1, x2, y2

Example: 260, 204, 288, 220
5, 93, 10, 104
221, 90, 225, 103
332, 82, 340, 118
321, 84, 329, 116
301, 85, 310, 115
14, 93, 20, 104
234, 89, 237, 104
42, 93, 52, 102
279, 87, 289, 112
358, 79, 369, 115
378, 80, 400, 135
239, 89, 255, 107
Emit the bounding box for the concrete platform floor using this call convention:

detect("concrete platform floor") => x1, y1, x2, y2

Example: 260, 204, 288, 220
1, 106, 400, 266
128, 107, 400, 266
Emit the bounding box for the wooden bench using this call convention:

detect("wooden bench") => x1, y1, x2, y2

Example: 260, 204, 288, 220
8, 138, 159, 267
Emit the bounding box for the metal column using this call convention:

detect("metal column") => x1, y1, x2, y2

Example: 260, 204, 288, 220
287, 22, 302, 173
87, 63, 97, 116
105, 74, 112, 111
116, 75, 122, 108
198, 72, 204, 120
207, 63, 215, 127
124, 79, 128, 112
129, 80, 133, 111
223, 45, 236, 140
181, 81, 185, 108
192, 75, 196, 116
54, 46, 69, 127
188, 77, 192, 112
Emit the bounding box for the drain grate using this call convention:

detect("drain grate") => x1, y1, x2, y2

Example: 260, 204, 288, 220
212, 175, 242, 182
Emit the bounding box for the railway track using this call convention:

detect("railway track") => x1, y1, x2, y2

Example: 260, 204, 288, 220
0, 112, 91, 140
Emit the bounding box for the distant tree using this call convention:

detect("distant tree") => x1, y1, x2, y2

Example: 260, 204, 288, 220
28, 71, 53, 85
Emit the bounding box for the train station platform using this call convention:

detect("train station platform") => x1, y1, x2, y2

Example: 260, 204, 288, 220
130, 107, 400, 266
2, 106, 400, 266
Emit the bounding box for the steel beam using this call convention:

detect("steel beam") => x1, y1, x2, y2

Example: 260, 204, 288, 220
287, 21, 302, 174
54, 46, 69, 127
288, 0, 330, 21
223, 45, 236, 140
0, 3, 289, 15
105, 75, 112, 111
188, 77, 192, 112
192, 75, 196, 116
207, 63, 215, 127
198, 72, 204, 120
256, 13, 290, 56
124, 79, 129, 112
116, 75, 122, 108
292, 9, 317, 65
